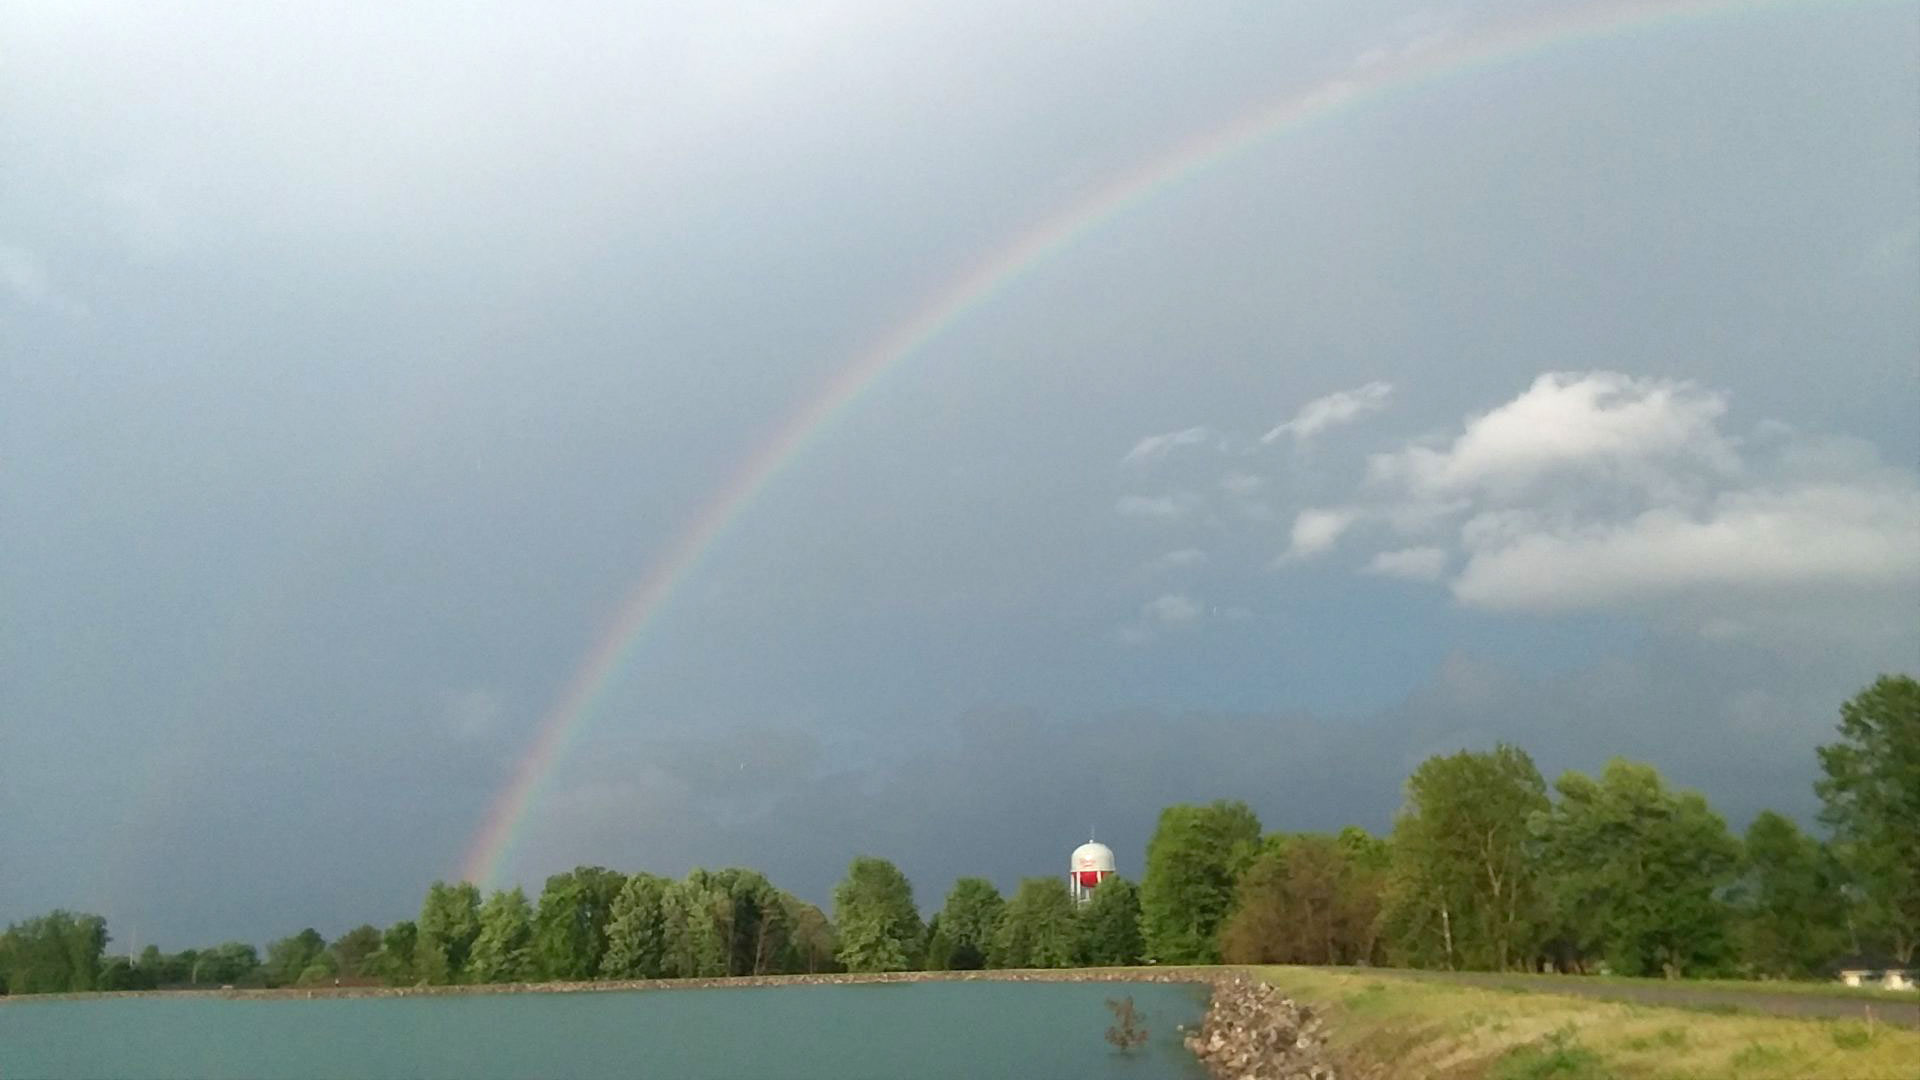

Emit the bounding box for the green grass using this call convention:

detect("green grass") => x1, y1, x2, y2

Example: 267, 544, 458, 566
1250, 965, 1920, 1080
1729, 1042, 1788, 1068
1489, 1026, 1609, 1080
1619, 1026, 1685, 1054
1828, 1021, 1875, 1050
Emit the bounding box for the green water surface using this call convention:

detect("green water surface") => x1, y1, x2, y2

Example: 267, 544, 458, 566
0, 979, 1210, 1079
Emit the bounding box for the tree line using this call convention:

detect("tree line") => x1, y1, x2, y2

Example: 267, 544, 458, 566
3, 675, 1911, 994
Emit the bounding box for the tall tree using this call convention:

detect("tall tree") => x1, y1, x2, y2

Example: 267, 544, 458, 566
328, 925, 383, 979
931, 878, 1005, 971
134, 944, 172, 987
1381, 745, 1547, 971
780, 894, 838, 975
990, 878, 1079, 969
706, 868, 791, 976
660, 872, 732, 978
832, 856, 923, 972
1336, 826, 1391, 964
601, 873, 670, 979
1139, 801, 1261, 964
0, 911, 108, 994
469, 888, 535, 983
1076, 876, 1145, 967
531, 867, 626, 980
417, 881, 482, 984
373, 921, 418, 985
1816, 674, 1920, 964
192, 942, 261, 986
1537, 759, 1740, 978
1730, 811, 1847, 978
98, 955, 154, 991
264, 928, 327, 987
1222, 833, 1386, 966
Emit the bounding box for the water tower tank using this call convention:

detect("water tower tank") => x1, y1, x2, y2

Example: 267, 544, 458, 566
1070, 841, 1116, 900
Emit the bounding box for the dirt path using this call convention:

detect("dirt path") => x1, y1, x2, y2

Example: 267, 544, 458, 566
1378, 969, 1920, 1028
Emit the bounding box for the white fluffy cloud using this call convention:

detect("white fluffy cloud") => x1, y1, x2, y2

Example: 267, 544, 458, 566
1281, 507, 1358, 561
1122, 425, 1214, 464
1262, 381, 1393, 445
1367, 372, 1734, 501
1336, 372, 1920, 633
1115, 371, 1916, 644
1451, 482, 1920, 611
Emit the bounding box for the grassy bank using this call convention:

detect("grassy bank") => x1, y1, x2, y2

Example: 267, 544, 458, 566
1254, 966, 1920, 1079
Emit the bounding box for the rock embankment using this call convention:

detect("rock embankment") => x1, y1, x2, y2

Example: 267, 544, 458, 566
1184, 974, 1336, 1080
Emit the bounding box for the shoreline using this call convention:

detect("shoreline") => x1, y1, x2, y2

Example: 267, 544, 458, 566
0, 965, 1232, 1004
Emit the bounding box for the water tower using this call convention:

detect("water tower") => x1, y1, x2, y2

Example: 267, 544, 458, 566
1068, 837, 1116, 904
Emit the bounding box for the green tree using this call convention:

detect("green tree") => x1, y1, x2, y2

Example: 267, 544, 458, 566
294, 958, 338, 986
191, 942, 260, 986
134, 944, 171, 986
1730, 811, 1847, 977
1139, 800, 1261, 963
0, 911, 109, 994
417, 881, 482, 984
1222, 832, 1386, 966
924, 914, 948, 970
98, 954, 154, 990
780, 894, 838, 974
990, 877, 1080, 969
832, 856, 923, 972
601, 873, 670, 979
931, 878, 1005, 971
1816, 674, 1920, 964
264, 928, 327, 987
531, 866, 626, 980
694, 868, 792, 976
1537, 760, 1740, 978
660, 872, 731, 978
1077, 876, 1144, 966
1336, 825, 1391, 964
1381, 745, 1547, 971
327, 925, 383, 980
373, 921, 418, 985
164, 948, 198, 986
469, 888, 535, 983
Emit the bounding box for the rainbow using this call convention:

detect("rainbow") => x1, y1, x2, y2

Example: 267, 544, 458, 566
459, 0, 1874, 887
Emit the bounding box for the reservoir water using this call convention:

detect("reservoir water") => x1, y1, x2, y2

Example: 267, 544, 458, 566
0, 979, 1210, 1080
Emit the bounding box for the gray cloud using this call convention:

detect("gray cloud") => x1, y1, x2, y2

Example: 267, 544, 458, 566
497, 636, 1871, 915
3, 0, 1913, 946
